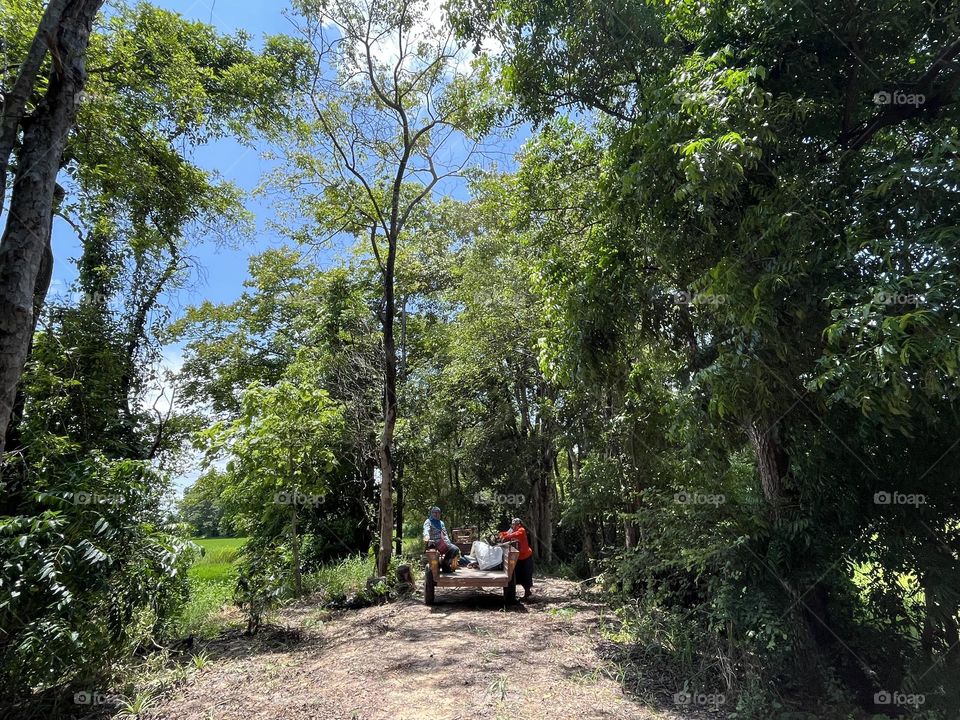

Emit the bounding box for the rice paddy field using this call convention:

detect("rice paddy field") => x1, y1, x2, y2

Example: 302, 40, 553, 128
189, 537, 246, 583
180, 537, 246, 638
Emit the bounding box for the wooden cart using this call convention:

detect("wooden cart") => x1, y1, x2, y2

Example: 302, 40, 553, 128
423, 542, 520, 605
450, 526, 477, 556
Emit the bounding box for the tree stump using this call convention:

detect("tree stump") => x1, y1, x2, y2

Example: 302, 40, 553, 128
395, 564, 414, 594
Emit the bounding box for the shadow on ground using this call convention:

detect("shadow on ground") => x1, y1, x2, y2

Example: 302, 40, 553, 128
145, 577, 687, 720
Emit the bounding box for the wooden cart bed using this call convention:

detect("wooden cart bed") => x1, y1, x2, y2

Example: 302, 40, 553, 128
423, 543, 520, 605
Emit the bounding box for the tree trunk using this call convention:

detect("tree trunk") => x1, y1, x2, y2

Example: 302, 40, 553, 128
452, 449, 461, 493
0, 0, 71, 212
376, 233, 398, 576
556, 448, 567, 503
601, 515, 616, 546
539, 467, 554, 563
0, 0, 104, 452
529, 448, 555, 563
582, 517, 594, 558
394, 458, 404, 557
4, 184, 59, 455
291, 504, 302, 596
394, 299, 407, 558
624, 515, 639, 549
747, 415, 828, 689
120, 237, 181, 451
746, 419, 791, 519
287, 441, 302, 596
920, 561, 960, 668
749, 414, 823, 662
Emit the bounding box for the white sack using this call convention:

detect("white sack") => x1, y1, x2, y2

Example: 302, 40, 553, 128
471, 540, 503, 570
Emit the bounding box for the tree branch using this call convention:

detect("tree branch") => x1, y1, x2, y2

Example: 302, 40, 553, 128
0, 0, 70, 211
840, 36, 960, 153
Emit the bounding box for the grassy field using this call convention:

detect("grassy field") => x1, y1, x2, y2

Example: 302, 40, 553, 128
179, 537, 246, 638
189, 537, 246, 583
192, 537, 248, 553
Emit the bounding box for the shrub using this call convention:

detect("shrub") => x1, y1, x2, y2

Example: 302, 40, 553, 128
0, 453, 195, 706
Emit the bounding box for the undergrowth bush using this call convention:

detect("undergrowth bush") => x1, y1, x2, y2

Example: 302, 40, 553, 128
304, 553, 374, 603
0, 452, 195, 713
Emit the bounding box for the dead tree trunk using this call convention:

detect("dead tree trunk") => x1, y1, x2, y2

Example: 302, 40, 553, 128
0, 0, 105, 452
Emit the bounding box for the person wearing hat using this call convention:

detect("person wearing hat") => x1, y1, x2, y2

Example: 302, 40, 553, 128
423, 506, 460, 572
499, 518, 534, 600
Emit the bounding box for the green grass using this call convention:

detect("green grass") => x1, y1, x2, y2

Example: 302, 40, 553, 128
178, 578, 234, 638
179, 541, 403, 636
304, 553, 377, 601
188, 537, 246, 584
401, 534, 425, 558
192, 537, 247, 553
177, 537, 247, 638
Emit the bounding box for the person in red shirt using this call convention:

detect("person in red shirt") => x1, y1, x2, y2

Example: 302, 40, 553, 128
499, 518, 534, 600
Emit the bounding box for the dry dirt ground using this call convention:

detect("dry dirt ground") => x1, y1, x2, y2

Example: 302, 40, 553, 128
147, 578, 687, 720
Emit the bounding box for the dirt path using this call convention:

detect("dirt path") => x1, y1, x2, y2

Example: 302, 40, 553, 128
148, 578, 684, 720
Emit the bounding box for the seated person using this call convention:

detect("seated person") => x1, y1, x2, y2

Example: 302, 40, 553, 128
423, 505, 460, 572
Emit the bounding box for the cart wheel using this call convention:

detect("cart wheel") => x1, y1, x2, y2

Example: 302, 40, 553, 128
424, 568, 435, 605
504, 579, 516, 603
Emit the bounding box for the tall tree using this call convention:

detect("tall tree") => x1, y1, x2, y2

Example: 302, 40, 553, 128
0, 3, 310, 706
280, 0, 496, 574
0, 0, 104, 452
454, 0, 960, 710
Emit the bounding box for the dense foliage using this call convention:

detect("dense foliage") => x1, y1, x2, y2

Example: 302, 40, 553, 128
2, 0, 958, 717
0, 1, 306, 713
449, 0, 960, 715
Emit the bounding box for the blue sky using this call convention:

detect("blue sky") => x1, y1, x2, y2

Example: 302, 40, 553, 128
51, 0, 524, 314
51, 0, 298, 310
